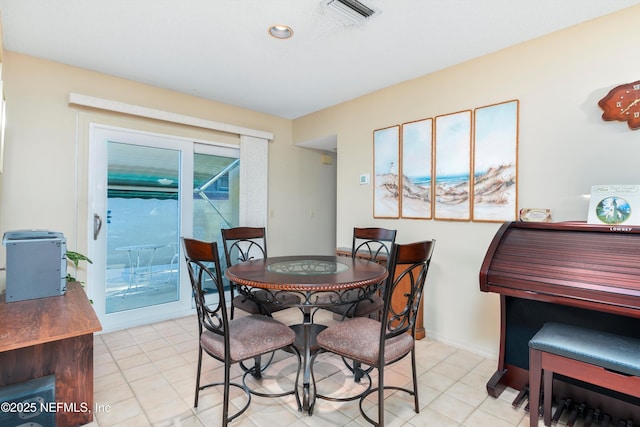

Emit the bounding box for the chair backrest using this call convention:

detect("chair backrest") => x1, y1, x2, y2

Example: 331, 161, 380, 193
351, 227, 397, 262
221, 227, 267, 268
381, 240, 436, 342
182, 238, 228, 339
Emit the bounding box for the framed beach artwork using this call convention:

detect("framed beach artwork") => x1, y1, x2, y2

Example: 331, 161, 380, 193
434, 110, 472, 221
472, 100, 519, 222
401, 118, 433, 219
373, 125, 400, 219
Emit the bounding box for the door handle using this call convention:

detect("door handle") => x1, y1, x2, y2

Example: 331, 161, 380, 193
93, 214, 103, 240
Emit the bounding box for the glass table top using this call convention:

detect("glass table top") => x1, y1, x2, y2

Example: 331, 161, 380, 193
266, 259, 349, 275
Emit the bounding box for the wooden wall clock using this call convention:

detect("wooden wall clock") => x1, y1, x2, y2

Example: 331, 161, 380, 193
598, 80, 640, 130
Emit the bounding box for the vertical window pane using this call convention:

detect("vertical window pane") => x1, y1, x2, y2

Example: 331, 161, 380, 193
193, 153, 240, 289
105, 142, 180, 313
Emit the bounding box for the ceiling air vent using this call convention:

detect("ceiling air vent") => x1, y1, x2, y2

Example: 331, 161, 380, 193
325, 0, 378, 23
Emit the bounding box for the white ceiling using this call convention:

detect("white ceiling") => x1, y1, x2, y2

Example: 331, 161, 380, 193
0, 0, 639, 120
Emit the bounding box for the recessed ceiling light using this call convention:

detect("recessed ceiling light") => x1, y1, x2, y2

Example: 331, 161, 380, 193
268, 25, 293, 40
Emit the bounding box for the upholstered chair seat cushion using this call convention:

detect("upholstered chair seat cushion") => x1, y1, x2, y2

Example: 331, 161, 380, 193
231, 295, 262, 314
316, 317, 414, 366
201, 315, 296, 363
326, 295, 384, 317
233, 290, 301, 315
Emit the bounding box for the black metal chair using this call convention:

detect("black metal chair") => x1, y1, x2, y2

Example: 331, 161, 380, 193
182, 238, 301, 426
326, 227, 397, 319
311, 240, 436, 426
221, 227, 300, 317
321, 227, 396, 382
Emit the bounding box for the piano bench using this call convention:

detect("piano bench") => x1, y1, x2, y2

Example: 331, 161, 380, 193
527, 322, 640, 427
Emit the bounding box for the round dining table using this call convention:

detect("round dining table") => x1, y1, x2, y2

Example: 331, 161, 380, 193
225, 255, 388, 413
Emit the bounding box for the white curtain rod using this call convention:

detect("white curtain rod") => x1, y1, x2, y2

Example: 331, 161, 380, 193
68, 92, 273, 141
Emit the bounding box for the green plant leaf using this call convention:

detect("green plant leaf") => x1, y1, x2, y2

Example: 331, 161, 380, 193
66, 250, 92, 283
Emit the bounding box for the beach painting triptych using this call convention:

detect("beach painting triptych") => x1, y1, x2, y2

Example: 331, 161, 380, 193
373, 99, 518, 222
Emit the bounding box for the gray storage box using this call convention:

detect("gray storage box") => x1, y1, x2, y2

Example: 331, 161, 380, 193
3, 230, 67, 302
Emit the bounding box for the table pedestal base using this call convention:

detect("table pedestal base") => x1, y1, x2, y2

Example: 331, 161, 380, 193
289, 323, 327, 413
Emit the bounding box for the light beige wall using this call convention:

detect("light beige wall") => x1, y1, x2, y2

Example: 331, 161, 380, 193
293, 6, 640, 358
0, 52, 337, 292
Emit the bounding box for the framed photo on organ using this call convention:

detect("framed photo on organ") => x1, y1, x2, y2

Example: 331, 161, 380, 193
587, 184, 640, 225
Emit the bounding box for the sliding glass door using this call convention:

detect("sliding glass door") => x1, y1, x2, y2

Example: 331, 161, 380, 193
88, 124, 239, 331
105, 142, 181, 313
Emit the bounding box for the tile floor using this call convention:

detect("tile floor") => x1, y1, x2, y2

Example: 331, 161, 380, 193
88, 308, 549, 427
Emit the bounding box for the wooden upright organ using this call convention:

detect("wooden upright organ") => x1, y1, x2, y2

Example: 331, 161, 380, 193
480, 221, 640, 422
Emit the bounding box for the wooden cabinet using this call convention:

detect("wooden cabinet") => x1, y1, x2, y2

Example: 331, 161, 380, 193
0, 282, 102, 426
336, 248, 425, 340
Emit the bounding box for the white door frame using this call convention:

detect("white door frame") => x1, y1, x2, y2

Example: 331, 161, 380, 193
88, 124, 194, 331
87, 122, 263, 332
